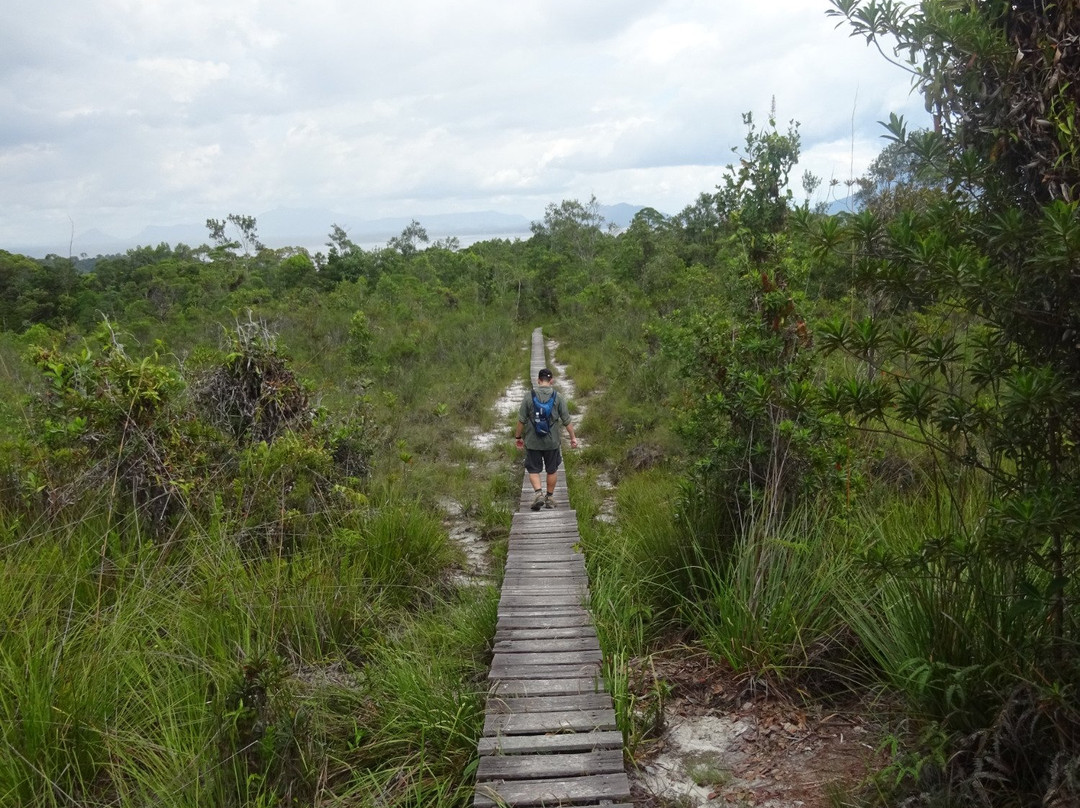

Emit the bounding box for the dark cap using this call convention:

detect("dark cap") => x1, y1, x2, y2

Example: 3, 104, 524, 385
538, 368, 553, 380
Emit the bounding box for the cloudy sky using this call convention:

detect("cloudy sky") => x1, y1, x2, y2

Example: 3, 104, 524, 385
2, 0, 927, 251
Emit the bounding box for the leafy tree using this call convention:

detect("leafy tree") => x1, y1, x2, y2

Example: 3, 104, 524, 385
828, 0, 1080, 208
323, 224, 373, 286
852, 134, 946, 218
717, 102, 802, 237
664, 108, 833, 545
387, 219, 429, 258
820, 3, 1080, 801
530, 196, 608, 265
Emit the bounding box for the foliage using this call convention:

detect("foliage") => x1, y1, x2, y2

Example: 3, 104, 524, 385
815, 2, 1080, 803
716, 102, 804, 260
683, 505, 856, 675
22, 322, 194, 531
829, 0, 1080, 207
193, 315, 314, 445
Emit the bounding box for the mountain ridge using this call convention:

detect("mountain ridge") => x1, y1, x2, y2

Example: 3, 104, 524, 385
10, 204, 647, 258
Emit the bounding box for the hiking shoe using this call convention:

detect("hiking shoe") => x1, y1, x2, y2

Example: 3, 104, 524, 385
544, 493, 556, 509
531, 490, 544, 511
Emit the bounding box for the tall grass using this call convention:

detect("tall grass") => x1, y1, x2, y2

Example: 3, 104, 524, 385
681, 505, 859, 675
0, 485, 480, 806
836, 499, 1069, 728
580, 470, 689, 656
331, 588, 497, 807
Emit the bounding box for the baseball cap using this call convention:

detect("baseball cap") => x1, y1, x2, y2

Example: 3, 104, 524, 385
538, 368, 553, 380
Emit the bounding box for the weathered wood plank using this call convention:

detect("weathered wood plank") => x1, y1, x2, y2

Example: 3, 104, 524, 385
473, 773, 631, 808
503, 557, 582, 566
494, 626, 598, 641
509, 531, 578, 538
476, 729, 623, 756
500, 582, 588, 592
499, 588, 587, 599
495, 616, 593, 631
498, 598, 588, 610
484, 708, 617, 736
494, 587, 583, 600
499, 589, 586, 599
475, 749, 624, 781
493, 637, 600, 653
496, 613, 591, 625
489, 678, 605, 697
503, 560, 585, 570
488, 661, 601, 679
485, 693, 613, 714
491, 650, 601, 666
510, 515, 577, 523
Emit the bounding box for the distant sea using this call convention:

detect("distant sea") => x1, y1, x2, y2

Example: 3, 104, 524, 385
301, 231, 535, 256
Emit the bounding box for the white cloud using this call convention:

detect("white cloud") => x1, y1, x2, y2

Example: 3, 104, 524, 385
0, 0, 929, 247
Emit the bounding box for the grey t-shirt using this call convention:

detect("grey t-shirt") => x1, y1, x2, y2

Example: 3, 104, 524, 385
518, 385, 571, 450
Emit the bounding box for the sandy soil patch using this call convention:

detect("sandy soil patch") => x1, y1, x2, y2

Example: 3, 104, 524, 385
627, 650, 879, 808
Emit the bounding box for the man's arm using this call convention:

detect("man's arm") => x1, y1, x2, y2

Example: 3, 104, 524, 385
560, 396, 578, 448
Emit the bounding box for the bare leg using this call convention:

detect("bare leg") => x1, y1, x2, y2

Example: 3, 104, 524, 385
546, 472, 557, 494
529, 472, 542, 492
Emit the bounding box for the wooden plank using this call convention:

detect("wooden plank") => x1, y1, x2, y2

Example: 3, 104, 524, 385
484, 708, 617, 736
485, 693, 613, 714
488, 662, 601, 680
493, 637, 600, 653
495, 613, 592, 624
491, 650, 601, 666
499, 589, 586, 600
499, 588, 587, 598
503, 557, 582, 565
498, 591, 584, 602
510, 530, 579, 537
512, 518, 578, 529
494, 626, 598, 641
477, 729, 623, 756
503, 561, 586, 570
510, 525, 580, 533
490, 678, 605, 697
475, 749, 624, 781
495, 614, 593, 629
498, 598, 587, 610
500, 581, 587, 591
473, 773, 631, 808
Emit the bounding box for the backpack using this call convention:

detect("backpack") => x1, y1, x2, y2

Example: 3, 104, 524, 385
530, 389, 558, 437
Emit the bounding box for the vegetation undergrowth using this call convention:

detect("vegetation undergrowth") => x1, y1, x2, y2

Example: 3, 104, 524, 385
5, 5, 1080, 803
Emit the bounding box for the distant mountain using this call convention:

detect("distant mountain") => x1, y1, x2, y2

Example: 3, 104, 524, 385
597, 203, 646, 228
825, 195, 860, 215
9, 203, 651, 258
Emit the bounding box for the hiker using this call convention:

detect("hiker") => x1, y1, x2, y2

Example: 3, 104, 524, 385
514, 367, 578, 510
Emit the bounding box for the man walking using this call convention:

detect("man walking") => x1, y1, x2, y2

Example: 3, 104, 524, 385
514, 368, 578, 510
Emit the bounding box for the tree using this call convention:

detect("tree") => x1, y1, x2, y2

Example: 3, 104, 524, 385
715, 101, 802, 261
387, 220, 429, 258
853, 135, 946, 218
205, 214, 265, 256
530, 196, 608, 265
828, 0, 1080, 207
819, 3, 1080, 800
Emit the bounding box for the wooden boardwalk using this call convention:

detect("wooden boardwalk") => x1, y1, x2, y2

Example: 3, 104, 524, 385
474, 329, 632, 808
